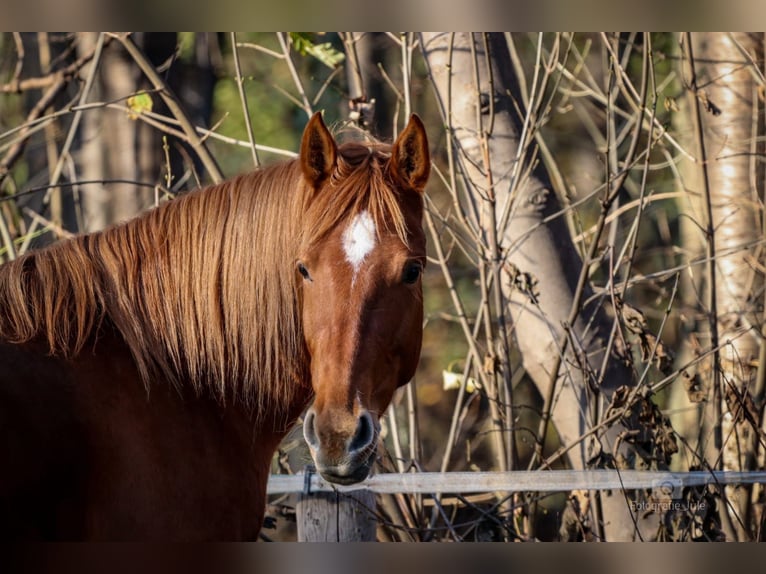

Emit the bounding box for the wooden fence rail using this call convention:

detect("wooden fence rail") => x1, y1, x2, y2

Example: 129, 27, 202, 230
268, 469, 766, 495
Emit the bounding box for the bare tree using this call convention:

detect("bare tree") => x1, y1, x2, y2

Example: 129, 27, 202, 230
419, 32, 677, 541
682, 32, 765, 541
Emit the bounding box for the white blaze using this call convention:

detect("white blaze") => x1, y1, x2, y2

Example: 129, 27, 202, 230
342, 210, 376, 275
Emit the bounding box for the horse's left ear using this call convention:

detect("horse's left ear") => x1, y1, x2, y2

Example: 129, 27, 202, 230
300, 111, 337, 188
390, 114, 430, 192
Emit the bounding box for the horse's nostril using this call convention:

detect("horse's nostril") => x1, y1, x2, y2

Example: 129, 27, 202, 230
348, 411, 375, 454
302, 408, 319, 449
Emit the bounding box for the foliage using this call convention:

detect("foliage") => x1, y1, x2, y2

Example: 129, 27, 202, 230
288, 33, 345, 69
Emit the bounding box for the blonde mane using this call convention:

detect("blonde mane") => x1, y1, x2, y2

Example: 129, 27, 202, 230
0, 142, 410, 415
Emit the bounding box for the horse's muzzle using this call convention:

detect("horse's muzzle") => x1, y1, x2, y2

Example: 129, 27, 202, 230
302, 407, 378, 485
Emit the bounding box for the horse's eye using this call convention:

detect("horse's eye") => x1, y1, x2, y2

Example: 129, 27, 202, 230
402, 262, 422, 285
297, 262, 312, 281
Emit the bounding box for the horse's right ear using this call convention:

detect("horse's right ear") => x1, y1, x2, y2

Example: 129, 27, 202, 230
300, 112, 337, 188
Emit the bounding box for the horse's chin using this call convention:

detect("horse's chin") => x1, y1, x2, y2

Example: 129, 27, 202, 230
316, 450, 376, 486
320, 468, 369, 486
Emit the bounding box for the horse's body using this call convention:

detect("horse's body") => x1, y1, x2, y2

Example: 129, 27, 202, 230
0, 114, 429, 540
0, 333, 286, 539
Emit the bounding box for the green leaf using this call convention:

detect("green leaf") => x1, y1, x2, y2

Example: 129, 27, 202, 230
177, 32, 196, 62
126, 92, 153, 120
289, 33, 345, 69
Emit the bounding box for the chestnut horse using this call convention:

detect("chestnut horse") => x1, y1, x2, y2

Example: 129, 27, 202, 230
0, 113, 429, 540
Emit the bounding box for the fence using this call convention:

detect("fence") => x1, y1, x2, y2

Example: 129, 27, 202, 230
267, 469, 766, 541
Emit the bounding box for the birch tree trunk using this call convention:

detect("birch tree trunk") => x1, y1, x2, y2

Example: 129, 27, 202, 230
420, 32, 662, 541
75, 32, 109, 232
684, 32, 764, 541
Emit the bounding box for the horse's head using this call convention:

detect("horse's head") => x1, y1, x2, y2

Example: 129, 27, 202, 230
297, 113, 429, 485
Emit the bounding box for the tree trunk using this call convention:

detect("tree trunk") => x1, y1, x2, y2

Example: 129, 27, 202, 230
420, 32, 661, 541
685, 32, 764, 541
76, 32, 109, 232
342, 32, 395, 140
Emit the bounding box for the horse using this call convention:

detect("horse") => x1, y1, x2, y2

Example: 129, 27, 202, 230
0, 112, 430, 540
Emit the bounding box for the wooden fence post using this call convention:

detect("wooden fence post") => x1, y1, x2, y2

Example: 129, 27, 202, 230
297, 489, 377, 542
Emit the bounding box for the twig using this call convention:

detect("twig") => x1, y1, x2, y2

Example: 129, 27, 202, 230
236, 42, 285, 59
469, 35, 510, 495
0, 35, 106, 95
21, 206, 74, 240
529, 32, 649, 471
0, 200, 16, 261
230, 32, 260, 168
276, 33, 313, 119
37, 32, 62, 227
1, 179, 172, 205
0, 53, 94, 185
17, 33, 107, 255
113, 33, 223, 184
11, 33, 24, 86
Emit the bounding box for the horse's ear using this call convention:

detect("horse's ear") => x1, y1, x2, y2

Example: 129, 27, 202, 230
300, 111, 337, 188
390, 114, 430, 192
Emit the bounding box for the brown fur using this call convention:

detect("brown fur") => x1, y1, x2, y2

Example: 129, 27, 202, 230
0, 113, 430, 540
0, 143, 410, 419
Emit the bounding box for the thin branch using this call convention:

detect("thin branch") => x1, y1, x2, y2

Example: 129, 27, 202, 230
530, 32, 650, 471
0, 36, 109, 185
276, 32, 313, 119
113, 32, 223, 184
230, 32, 260, 168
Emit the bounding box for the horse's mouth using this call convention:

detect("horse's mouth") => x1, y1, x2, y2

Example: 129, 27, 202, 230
316, 449, 376, 486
